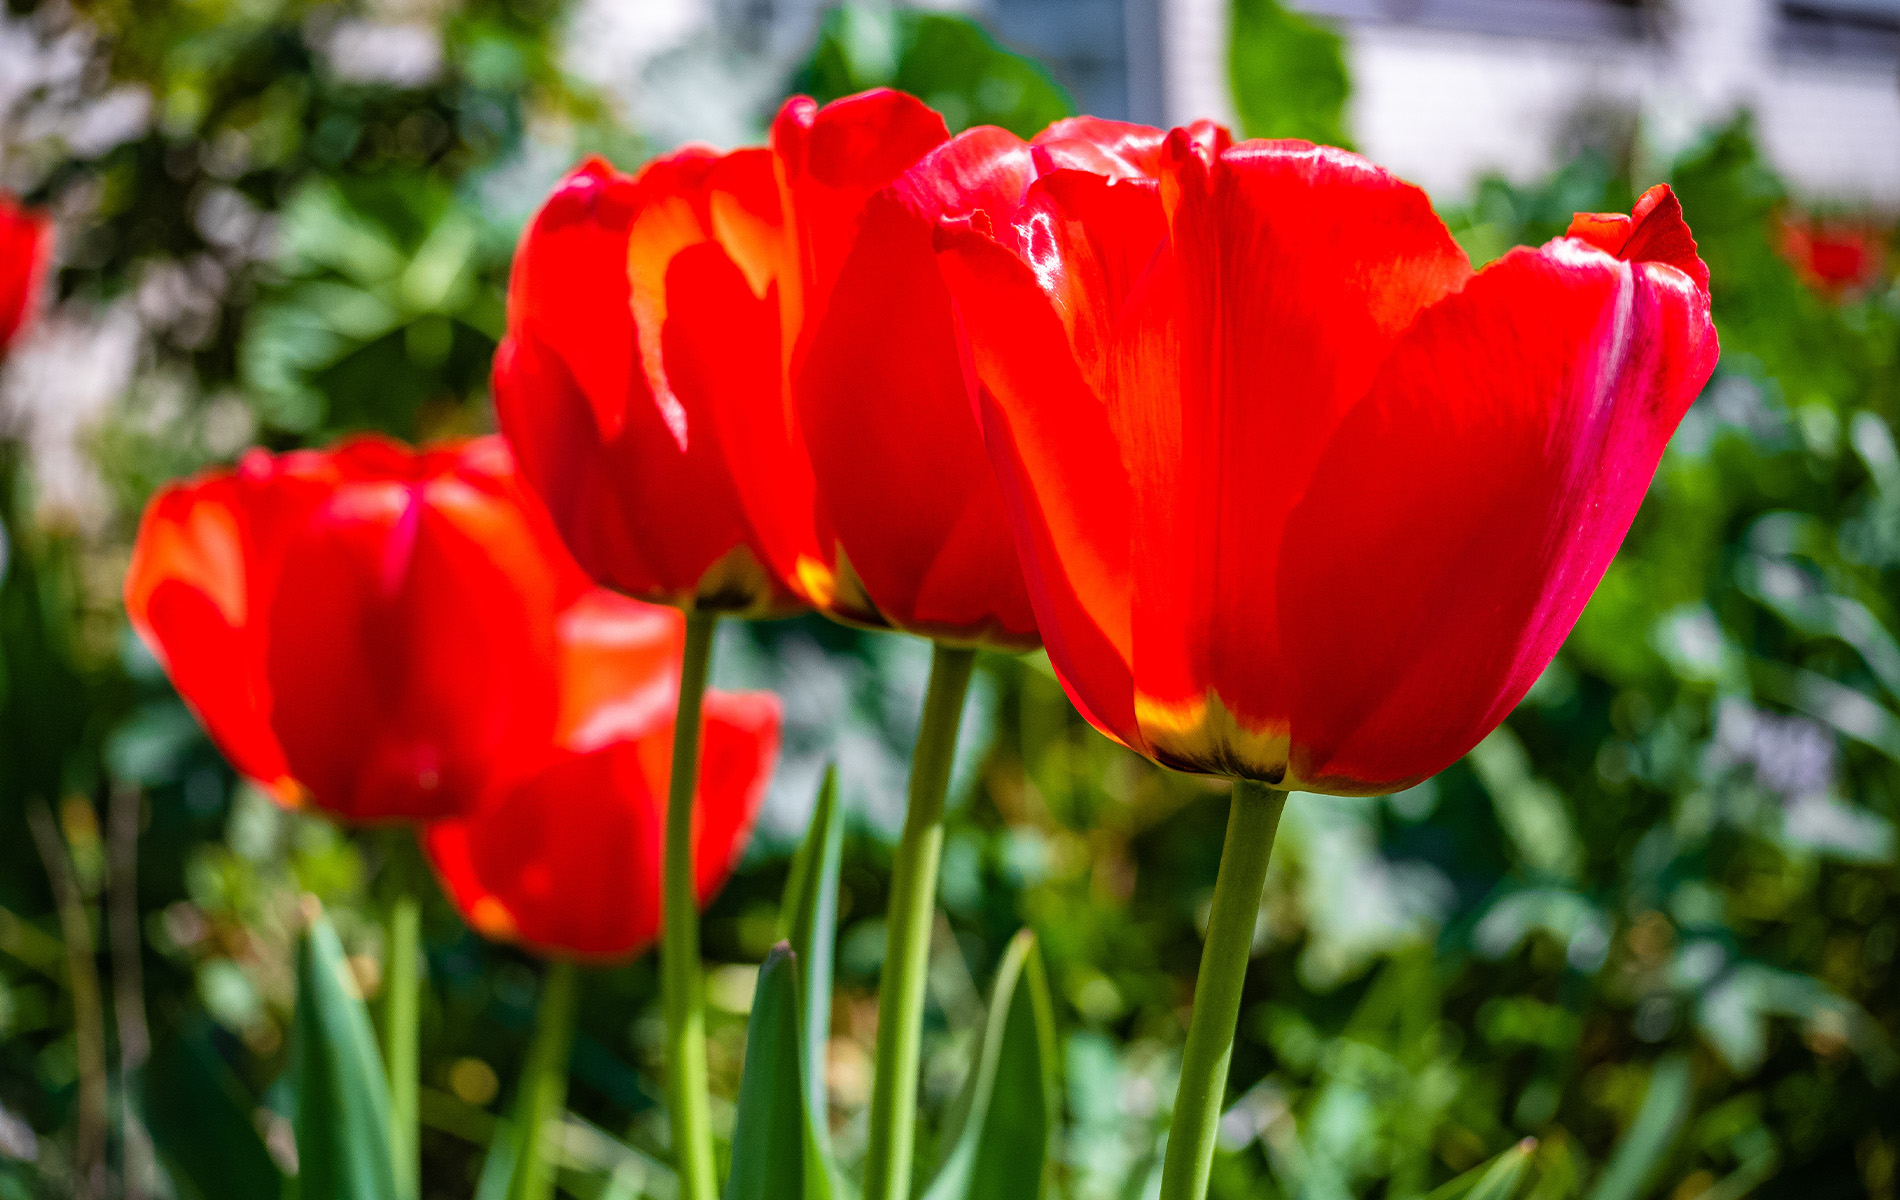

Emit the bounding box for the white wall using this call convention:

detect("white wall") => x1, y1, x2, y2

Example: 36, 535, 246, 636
1160, 0, 1900, 205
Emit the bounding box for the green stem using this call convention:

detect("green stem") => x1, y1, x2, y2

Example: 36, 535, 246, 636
384, 894, 421, 1200
509, 958, 578, 1200
1157, 778, 1289, 1200
663, 611, 719, 1200
864, 642, 979, 1200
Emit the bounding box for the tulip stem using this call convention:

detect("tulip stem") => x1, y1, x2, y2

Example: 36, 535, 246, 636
865, 642, 979, 1200
509, 958, 577, 1200
1157, 778, 1288, 1200
662, 610, 720, 1200
383, 893, 421, 1200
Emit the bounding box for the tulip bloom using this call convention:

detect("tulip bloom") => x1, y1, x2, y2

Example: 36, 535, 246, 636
424, 683, 779, 961
495, 157, 799, 615
1, 192, 52, 352
1777, 212, 1886, 295
939, 135, 1719, 796
789, 112, 1220, 648
500, 90, 1047, 647
124, 435, 673, 823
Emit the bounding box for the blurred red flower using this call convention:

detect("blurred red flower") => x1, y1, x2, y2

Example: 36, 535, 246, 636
0, 193, 53, 352
1777, 212, 1888, 295
123, 436, 689, 822
938, 132, 1719, 795
423, 680, 779, 962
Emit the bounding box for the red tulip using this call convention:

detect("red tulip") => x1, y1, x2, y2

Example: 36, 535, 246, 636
790, 115, 1218, 649
938, 133, 1719, 795
1777, 212, 1887, 295
495, 156, 801, 614
124, 435, 672, 822
0, 193, 52, 352
502, 91, 1048, 647
423, 685, 780, 962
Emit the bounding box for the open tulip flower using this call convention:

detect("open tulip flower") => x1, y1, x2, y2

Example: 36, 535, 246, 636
0, 191, 52, 353
938, 137, 1719, 797
124, 435, 683, 824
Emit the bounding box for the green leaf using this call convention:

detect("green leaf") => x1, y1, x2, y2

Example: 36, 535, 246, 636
1423, 1138, 1536, 1200
796, 5, 1073, 138
1464, 1139, 1538, 1200
291, 911, 401, 1200
922, 928, 1059, 1200
1228, 0, 1353, 148
780, 764, 843, 1130
472, 1118, 518, 1200
724, 942, 832, 1200
145, 1020, 285, 1200
1586, 1055, 1693, 1200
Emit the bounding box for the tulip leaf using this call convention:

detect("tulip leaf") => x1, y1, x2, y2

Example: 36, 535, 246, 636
724, 942, 833, 1200
780, 764, 843, 1131
1228, 0, 1353, 149
471, 1118, 519, 1200
1464, 1140, 1538, 1200
922, 929, 1059, 1200
1585, 1055, 1693, 1200
1424, 1137, 1538, 1200
291, 911, 401, 1200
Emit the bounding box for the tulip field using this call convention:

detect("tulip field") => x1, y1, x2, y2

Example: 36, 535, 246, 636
0, 3, 1896, 1200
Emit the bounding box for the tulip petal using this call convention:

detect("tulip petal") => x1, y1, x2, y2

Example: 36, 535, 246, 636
123, 451, 345, 798
494, 332, 770, 609
937, 182, 1157, 746
659, 241, 838, 609
1279, 237, 1718, 793
1031, 116, 1229, 181
794, 127, 1041, 646
0, 196, 52, 351
556, 588, 685, 752
424, 745, 664, 960
506, 157, 645, 441
264, 449, 566, 821
1567, 184, 1709, 294
502, 155, 782, 610
423, 688, 780, 962
1153, 138, 1473, 763
628, 146, 776, 427
772, 89, 950, 312
125, 477, 289, 792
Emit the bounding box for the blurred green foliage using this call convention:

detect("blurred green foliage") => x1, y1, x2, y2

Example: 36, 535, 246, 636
795, 4, 1074, 138
0, 1, 1896, 1199
1228, 0, 1352, 148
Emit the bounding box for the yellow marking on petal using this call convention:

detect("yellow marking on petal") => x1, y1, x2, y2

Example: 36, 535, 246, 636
268, 777, 309, 810
1135, 690, 1290, 784
820, 546, 891, 631
794, 555, 837, 610
469, 898, 519, 942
